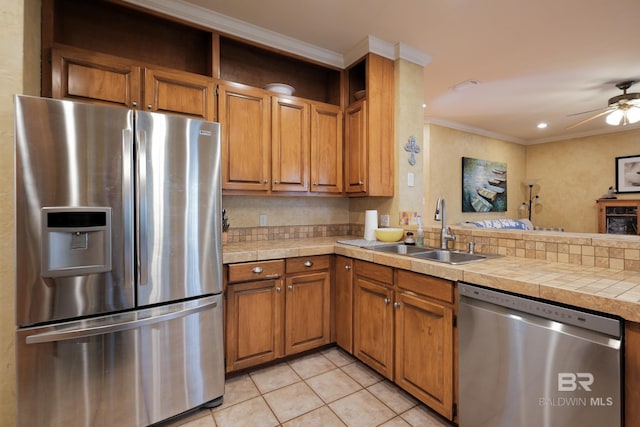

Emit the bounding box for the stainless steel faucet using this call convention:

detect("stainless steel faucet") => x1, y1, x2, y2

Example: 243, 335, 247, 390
434, 197, 456, 249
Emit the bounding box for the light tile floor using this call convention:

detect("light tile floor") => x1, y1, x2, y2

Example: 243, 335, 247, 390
159, 347, 454, 427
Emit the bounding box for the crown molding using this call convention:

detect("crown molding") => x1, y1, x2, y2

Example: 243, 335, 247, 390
123, 0, 429, 69
123, 0, 344, 67
425, 117, 528, 145
396, 43, 432, 67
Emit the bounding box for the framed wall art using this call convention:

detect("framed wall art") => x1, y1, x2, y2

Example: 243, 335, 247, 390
462, 157, 507, 212
616, 155, 640, 193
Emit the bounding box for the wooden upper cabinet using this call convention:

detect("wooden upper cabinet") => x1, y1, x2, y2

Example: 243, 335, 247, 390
51, 47, 215, 120
272, 97, 310, 192
345, 53, 394, 196
311, 103, 343, 194
144, 68, 214, 120
51, 47, 141, 108
218, 83, 271, 192
345, 100, 367, 193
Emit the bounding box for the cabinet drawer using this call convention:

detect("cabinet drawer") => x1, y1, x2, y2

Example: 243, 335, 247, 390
286, 255, 331, 274
228, 260, 284, 283
396, 269, 454, 304
355, 260, 393, 285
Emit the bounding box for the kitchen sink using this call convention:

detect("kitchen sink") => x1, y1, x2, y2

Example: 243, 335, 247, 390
372, 244, 433, 255
410, 250, 486, 264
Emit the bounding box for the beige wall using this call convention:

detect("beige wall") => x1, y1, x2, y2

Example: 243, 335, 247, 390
525, 128, 640, 232
424, 124, 527, 227
1, 1, 40, 424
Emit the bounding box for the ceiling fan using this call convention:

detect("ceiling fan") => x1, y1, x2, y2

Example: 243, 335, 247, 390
567, 81, 640, 129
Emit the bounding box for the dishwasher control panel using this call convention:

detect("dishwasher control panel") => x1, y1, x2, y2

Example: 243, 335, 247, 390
458, 282, 622, 338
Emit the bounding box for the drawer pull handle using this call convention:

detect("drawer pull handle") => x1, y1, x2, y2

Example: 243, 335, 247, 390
303, 261, 314, 267
252, 267, 263, 274
265, 274, 280, 279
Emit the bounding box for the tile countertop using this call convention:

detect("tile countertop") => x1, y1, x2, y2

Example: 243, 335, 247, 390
222, 236, 640, 323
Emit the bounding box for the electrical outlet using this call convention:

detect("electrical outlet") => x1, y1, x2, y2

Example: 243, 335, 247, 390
259, 214, 267, 227
380, 214, 390, 227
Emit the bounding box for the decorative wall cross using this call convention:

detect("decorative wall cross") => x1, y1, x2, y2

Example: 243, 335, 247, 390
404, 136, 420, 166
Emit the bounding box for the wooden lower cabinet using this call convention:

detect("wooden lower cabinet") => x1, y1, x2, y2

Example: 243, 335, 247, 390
352, 261, 456, 420
225, 256, 331, 373
353, 261, 395, 379
394, 287, 454, 419
626, 322, 640, 426
285, 256, 332, 354
226, 278, 283, 372
334, 256, 353, 352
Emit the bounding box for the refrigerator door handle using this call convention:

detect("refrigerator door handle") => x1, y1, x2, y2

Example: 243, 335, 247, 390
25, 297, 218, 345
122, 128, 135, 289
136, 129, 149, 286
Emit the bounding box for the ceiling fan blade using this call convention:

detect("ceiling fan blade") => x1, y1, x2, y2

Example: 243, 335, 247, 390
566, 108, 616, 129
567, 106, 608, 117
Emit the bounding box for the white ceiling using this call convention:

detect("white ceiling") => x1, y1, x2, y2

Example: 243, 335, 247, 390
130, 0, 640, 144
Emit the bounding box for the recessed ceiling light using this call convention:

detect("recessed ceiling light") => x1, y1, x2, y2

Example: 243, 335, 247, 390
537, 122, 548, 129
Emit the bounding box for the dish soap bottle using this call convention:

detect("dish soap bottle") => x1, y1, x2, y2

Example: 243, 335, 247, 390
416, 217, 424, 247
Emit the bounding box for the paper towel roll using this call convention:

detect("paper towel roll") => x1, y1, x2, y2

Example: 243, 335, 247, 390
364, 210, 378, 241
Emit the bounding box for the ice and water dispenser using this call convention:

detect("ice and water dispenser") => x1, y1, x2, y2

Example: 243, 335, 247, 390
41, 207, 112, 277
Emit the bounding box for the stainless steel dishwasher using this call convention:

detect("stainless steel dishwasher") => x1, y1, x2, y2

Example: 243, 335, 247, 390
458, 282, 623, 427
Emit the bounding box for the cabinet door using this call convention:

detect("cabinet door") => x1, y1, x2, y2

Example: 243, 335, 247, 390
353, 275, 394, 378
285, 271, 331, 355
311, 103, 343, 193
51, 47, 141, 108
395, 292, 454, 420
218, 83, 271, 192
344, 100, 367, 194
271, 97, 309, 192
334, 256, 353, 352
225, 279, 284, 372
144, 68, 214, 120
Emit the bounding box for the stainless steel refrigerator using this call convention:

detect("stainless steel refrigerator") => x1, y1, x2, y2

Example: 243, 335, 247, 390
14, 95, 224, 426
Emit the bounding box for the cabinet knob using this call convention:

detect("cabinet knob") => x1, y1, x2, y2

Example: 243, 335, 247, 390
132, 101, 138, 107
263, 179, 269, 184
276, 287, 281, 292
274, 180, 280, 184
394, 302, 401, 308
303, 261, 313, 267
344, 265, 352, 271
251, 266, 263, 274
288, 285, 293, 291
313, 182, 317, 186
384, 298, 391, 305
358, 181, 364, 185
147, 104, 153, 109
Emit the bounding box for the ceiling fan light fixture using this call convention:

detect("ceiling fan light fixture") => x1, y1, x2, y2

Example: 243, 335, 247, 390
606, 109, 624, 126
626, 106, 640, 124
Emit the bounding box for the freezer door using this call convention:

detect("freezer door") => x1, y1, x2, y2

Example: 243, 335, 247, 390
15, 95, 136, 326
135, 111, 222, 306
16, 295, 224, 427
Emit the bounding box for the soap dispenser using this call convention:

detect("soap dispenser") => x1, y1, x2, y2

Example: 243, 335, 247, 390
416, 217, 424, 247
